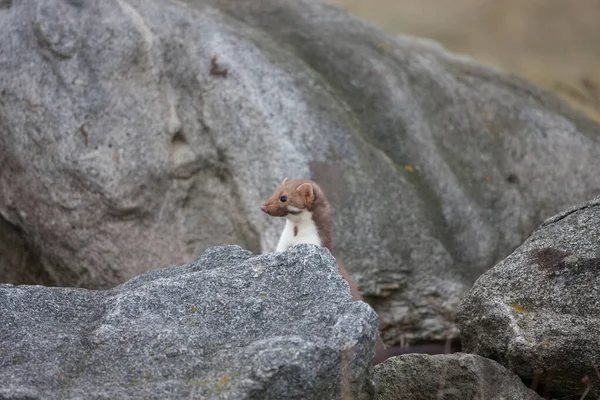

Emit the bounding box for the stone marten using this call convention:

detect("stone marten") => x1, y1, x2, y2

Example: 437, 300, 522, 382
261, 178, 453, 364
260, 178, 361, 301
261, 178, 387, 363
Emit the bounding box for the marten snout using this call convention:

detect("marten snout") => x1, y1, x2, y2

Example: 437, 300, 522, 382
262, 178, 317, 217
261, 198, 289, 217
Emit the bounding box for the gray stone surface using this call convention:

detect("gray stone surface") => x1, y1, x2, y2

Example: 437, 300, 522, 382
374, 353, 541, 400
1, 0, 600, 346
0, 244, 378, 399
457, 197, 600, 397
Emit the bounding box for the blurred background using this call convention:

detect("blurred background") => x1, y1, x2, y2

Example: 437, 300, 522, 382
335, 0, 600, 122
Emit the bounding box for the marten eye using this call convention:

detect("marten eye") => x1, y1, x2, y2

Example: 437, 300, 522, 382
279, 196, 287, 202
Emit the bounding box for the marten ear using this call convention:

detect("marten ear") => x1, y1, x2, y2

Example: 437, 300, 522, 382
280, 177, 288, 186
296, 183, 314, 205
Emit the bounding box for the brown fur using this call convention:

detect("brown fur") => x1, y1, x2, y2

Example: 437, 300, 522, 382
262, 179, 334, 253
262, 179, 362, 301
262, 178, 388, 364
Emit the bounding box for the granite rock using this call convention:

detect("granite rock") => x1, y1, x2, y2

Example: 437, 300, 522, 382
1, 0, 600, 345
457, 198, 600, 397
374, 353, 541, 400
0, 244, 378, 399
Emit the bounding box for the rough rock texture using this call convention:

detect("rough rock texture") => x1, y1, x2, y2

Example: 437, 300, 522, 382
2, 0, 600, 345
374, 353, 541, 400
457, 197, 600, 397
0, 244, 378, 399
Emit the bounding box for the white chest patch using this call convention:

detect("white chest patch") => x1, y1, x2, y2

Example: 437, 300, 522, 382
275, 210, 321, 252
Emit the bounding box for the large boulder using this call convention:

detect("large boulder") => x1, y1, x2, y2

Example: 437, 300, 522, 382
457, 197, 600, 397
374, 353, 541, 400
1, 0, 600, 345
0, 244, 378, 399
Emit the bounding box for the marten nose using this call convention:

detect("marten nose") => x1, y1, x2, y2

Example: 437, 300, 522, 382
261, 205, 267, 213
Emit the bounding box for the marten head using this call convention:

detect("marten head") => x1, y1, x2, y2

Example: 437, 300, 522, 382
261, 178, 317, 218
